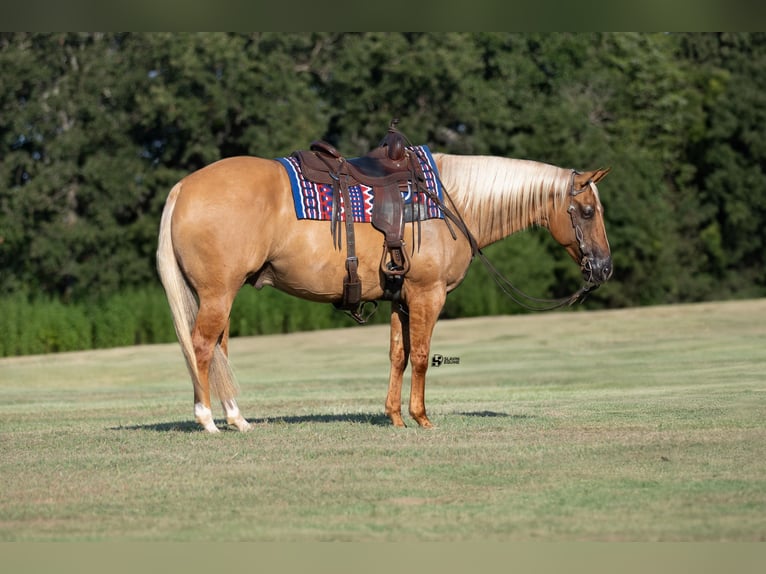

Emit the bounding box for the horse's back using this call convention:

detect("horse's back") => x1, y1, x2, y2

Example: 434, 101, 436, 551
173, 156, 291, 228
176, 156, 287, 210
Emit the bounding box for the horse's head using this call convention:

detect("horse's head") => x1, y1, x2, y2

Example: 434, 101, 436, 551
548, 168, 613, 286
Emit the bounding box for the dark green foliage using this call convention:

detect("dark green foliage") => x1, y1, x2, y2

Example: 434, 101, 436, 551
1, 33, 765, 356
0, 289, 174, 356
0, 291, 92, 355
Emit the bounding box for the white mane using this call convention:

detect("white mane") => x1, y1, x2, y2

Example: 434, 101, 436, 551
436, 154, 572, 242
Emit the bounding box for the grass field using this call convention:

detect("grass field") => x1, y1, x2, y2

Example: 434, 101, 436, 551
0, 299, 764, 541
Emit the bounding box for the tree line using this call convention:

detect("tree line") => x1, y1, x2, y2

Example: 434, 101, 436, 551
1, 33, 764, 355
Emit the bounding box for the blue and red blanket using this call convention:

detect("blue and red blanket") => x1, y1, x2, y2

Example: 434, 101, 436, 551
276, 145, 444, 223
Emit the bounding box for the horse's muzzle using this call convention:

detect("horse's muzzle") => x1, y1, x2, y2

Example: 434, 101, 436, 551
582, 255, 613, 285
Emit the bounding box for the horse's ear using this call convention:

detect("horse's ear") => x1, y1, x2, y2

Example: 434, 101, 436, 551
574, 168, 610, 189
590, 167, 611, 183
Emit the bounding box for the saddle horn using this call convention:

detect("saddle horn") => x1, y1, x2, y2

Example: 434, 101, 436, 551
382, 118, 406, 162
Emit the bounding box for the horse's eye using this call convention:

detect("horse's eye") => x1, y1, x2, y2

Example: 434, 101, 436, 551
581, 205, 595, 219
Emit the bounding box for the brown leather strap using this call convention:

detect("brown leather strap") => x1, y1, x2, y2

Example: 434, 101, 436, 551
337, 173, 362, 309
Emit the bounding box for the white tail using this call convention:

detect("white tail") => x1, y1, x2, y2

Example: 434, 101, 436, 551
156, 182, 238, 402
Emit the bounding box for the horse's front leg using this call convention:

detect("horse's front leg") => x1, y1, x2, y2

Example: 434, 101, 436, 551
385, 303, 410, 427
406, 285, 447, 428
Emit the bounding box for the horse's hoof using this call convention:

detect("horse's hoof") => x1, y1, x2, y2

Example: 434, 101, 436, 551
414, 416, 433, 429
195, 407, 220, 433
387, 412, 407, 427
228, 416, 253, 432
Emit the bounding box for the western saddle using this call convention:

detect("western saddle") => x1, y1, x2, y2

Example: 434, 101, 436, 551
291, 120, 427, 322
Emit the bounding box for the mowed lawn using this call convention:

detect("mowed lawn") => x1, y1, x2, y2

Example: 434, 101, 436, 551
0, 299, 764, 541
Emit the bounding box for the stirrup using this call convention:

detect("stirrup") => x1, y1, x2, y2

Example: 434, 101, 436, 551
336, 300, 379, 325
379, 243, 410, 276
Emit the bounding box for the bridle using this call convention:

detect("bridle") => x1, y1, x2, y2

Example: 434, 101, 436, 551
568, 170, 597, 286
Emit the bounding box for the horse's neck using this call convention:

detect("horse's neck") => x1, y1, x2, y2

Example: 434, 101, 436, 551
436, 154, 568, 248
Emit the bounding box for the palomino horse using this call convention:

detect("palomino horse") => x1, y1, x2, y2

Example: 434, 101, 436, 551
157, 151, 612, 432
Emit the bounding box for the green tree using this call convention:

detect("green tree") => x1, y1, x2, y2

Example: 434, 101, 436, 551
679, 33, 766, 298
0, 33, 328, 301
1, 33, 149, 299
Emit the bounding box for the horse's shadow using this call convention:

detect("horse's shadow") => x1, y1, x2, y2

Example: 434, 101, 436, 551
113, 410, 521, 433
115, 412, 390, 432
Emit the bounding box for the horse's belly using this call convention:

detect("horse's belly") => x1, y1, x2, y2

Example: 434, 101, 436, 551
264, 256, 380, 303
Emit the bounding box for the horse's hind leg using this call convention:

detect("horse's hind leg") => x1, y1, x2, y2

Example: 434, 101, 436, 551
191, 293, 244, 433
385, 304, 410, 427
218, 319, 252, 432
